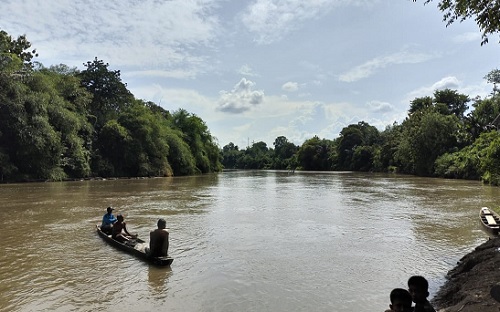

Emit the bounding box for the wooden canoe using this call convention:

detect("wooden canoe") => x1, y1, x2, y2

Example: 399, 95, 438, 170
479, 207, 500, 237
96, 225, 173, 266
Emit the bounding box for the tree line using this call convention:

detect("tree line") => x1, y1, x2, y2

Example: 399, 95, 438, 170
221, 74, 500, 185
3, 28, 500, 186
0, 30, 222, 182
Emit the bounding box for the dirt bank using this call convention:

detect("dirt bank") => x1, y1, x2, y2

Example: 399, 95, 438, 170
432, 237, 500, 312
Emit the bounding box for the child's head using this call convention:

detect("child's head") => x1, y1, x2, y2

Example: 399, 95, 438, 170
408, 275, 430, 303
389, 288, 413, 312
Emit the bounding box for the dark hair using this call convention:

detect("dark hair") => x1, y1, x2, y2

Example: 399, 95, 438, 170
390, 288, 412, 304
158, 218, 166, 229
408, 275, 429, 291
117, 214, 124, 220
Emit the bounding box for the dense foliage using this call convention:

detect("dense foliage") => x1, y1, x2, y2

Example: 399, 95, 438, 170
3, 29, 500, 186
0, 30, 221, 182
221, 72, 500, 185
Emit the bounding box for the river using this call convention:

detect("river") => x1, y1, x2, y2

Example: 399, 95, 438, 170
0, 170, 497, 312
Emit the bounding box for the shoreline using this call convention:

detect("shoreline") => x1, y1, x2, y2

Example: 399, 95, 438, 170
432, 237, 500, 311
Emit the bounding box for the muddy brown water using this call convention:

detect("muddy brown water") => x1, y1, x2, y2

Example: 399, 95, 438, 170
0, 171, 496, 312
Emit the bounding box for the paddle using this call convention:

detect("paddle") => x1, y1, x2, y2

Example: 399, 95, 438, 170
490, 285, 500, 302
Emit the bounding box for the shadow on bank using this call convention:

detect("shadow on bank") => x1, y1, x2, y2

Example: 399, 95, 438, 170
432, 237, 500, 312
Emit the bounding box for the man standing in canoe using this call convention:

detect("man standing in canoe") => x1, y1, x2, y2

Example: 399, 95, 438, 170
101, 206, 117, 234
147, 218, 169, 257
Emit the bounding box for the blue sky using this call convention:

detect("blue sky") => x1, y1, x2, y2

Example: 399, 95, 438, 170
2, 0, 500, 148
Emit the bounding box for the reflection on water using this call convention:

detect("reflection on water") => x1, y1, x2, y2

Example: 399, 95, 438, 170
148, 266, 172, 297
0, 171, 498, 311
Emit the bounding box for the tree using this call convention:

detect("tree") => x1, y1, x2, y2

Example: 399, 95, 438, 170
239, 141, 271, 169
296, 136, 335, 171
0, 29, 38, 72
96, 120, 132, 176
396, 107, 459, 175
479, 131, 500, 185
336, 122, 380, 170
409, 96, 433, 115
78, 58, 134, 131
116, 101, 172, 177
171, 109, 221, 173
376, 123, 404, 172
485, 69, 500, 95
164, 130, 197, 176
414, 0, 500, 45
434, 130, 498, 180
433, 89, 470, 120
36, 65, 94, 177
464, 95, 500, 140
272, 136, 298, 169
0, 75, 63, 180
337, 126, 363, 170
221, 142, 242, 169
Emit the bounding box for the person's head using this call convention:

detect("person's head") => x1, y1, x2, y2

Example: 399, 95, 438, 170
116, 214, 124, 222
408, 275, 430, 303
389, 288, 413, 312
106, 206, 114, 214
157, 218, 166, 229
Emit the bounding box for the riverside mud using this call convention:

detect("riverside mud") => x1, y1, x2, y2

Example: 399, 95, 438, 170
432, 237, 500, 312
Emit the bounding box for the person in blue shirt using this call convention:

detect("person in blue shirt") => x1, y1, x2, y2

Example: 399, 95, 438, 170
101, 207, 117, 234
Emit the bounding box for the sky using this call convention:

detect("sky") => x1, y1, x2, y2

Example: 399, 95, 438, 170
2, 0, 500, 149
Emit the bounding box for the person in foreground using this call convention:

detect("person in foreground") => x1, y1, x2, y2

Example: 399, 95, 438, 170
111, 214, 137, 243
146, 218, 169, 257
101, 206, 117, 234
385, 288, 413, 312
408, 275, 436, 312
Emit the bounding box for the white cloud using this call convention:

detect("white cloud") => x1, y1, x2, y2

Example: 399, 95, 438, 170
405, 76, 493, 104
452, 32, 482, 44
282, 81, 299, 92
240, 0, 375, 44
339, 49, 439, 82
1, 0, 220, 74
130, 85, 218, 115
238, 64, 258, 77
217, 78, 265, 113
367, 101, 394, 114
432, 76, 461, 90
2, 0, 498, 150
460, 81, 492, 99
407, 76, 460, 99
125, 68, 203, 80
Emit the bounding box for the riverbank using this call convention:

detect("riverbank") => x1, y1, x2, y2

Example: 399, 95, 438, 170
432, 237, 500, 312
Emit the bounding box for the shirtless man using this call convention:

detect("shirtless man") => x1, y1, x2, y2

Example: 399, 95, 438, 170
111, 214, 136, 242
148, 218, 169, 257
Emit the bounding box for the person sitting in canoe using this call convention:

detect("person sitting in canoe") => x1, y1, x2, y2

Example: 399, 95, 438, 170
146, 218, 169, 257
111, 214, 137, 243
101, 206, 117, 235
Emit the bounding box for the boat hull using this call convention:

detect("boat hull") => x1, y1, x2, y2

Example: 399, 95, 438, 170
96, 225, 173, 266
479, 207, 500, 237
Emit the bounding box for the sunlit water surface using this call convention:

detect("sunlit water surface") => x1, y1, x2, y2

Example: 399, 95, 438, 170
0, 171, 497, 312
